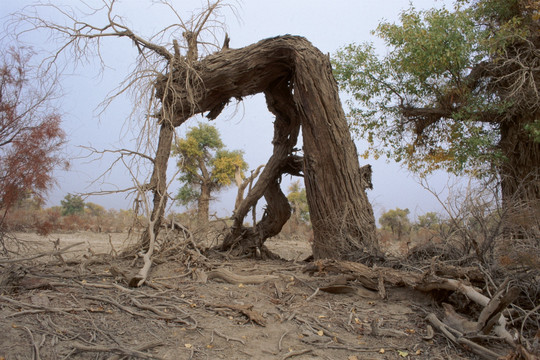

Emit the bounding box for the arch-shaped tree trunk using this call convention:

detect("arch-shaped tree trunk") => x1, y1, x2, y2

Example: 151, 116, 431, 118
151, 35, 379, 260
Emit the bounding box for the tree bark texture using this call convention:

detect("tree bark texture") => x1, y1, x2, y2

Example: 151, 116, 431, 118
198, 180, 211, 226
499, 115, 540, 238
154, 35, 378, 259
140, 122, 174, 250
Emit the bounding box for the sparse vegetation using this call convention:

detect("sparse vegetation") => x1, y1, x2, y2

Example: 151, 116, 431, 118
173, 123, 247, 225
0, 0, 538, 359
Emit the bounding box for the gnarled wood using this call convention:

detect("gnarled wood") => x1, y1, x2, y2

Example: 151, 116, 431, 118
151, 35, 378, 259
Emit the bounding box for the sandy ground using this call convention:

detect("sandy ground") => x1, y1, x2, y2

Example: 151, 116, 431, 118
0, 231, 473, 359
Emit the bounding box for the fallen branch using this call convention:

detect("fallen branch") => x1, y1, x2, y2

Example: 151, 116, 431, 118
1, 295, 89, 316
205, 268, 278, 284
82, 295, 146, 317
71, 341, 164, 359
305, 259, 516, 345
212, 329, 246, 345
476, 281, 520, 334
370, 318, 408, 338
21, 326, 41, 360
0, 242, 85, 264
426, 313, 503, 360
207, 303, 266, 326
280, 348, 312, 360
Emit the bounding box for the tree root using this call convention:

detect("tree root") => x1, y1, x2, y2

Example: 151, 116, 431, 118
304, 259, 531, 358
206, 302, 266, 326
204, 268, 278, 284
71, 340, 164, 359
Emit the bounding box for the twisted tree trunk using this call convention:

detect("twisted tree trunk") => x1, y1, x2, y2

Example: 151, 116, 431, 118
152, 35, 379, 259
499, 115, 540, 238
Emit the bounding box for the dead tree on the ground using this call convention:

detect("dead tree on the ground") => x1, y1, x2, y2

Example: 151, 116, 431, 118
11, 1, 379, 262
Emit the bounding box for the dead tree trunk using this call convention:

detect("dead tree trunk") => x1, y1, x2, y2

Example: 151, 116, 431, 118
139, 122, 174, 250
153, 35, 379, 259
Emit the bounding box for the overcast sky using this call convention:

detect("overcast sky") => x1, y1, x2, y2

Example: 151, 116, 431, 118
1, 0, 457, 222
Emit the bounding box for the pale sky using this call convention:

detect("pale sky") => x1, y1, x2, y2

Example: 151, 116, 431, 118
1, 0, 456, 222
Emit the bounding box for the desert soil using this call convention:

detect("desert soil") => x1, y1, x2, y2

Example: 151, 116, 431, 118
0, 232, 472, 359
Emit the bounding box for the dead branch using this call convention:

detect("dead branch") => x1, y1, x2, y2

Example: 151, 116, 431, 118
0, 241, 85, 264
234, 164, 264, 212
211, 329, 246, 345
107, 341, 165, 360
370, 318, 408, 338
205, 268, 278, 284
82, 295, 146, 317
207, 302, 266, 326
426, 313, 504, 360
71, 340, 164, 360
0, 295, 89, 315
476, 281, 520, 334
305, 259, 517, 346
21, 326, 41, 360
280, 349, 313, 360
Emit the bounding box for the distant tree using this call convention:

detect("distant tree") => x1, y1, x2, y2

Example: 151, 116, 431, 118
287, 180, 310, 224
85, 202, 106, 217
0, 46, 67, 225
61, 194, 85, 216
333, 0, 540, 222
13, 191, 43, 211
173, 123, 247, 225
379, 208, 411, 239
85, 202, 106, 231
415, 212, 441, 230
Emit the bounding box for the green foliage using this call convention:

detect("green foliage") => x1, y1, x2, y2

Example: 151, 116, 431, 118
176, 184, 200, 207
173, 123, 247, 209
85, 202, 105, 217
212, 149, 247, 186
379, 208, 411, 238
60, 193, 85, 216
287, 180, 310, 224
525, 120, 540, 142
333, 0, 538, 177
415, 211, 442, 230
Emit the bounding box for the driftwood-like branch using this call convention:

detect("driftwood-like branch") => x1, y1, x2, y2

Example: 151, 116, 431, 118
204, 268, 278, 285
426, 313, 503, 360
476, 280, 520, 334
304, 259, 518, 351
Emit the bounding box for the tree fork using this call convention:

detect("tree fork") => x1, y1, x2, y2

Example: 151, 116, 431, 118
152, 35, 378, 259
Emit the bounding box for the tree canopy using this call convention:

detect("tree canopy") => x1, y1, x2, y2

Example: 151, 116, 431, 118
173, 122, 247, 224
333, 0, 539, 200
60, 193, 85, 216
379, 207, 411, 239
0, 45, 67, 220
287, 180, 310, 224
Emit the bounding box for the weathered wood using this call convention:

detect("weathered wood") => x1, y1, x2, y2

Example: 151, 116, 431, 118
476, 282, 520, 334
154, 35, 378, 259
305, 259, 517, 346
139, 122, 174, 251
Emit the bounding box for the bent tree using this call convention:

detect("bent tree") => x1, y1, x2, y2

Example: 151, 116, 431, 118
157, 35, 379, 260
12, 1, 378, 261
